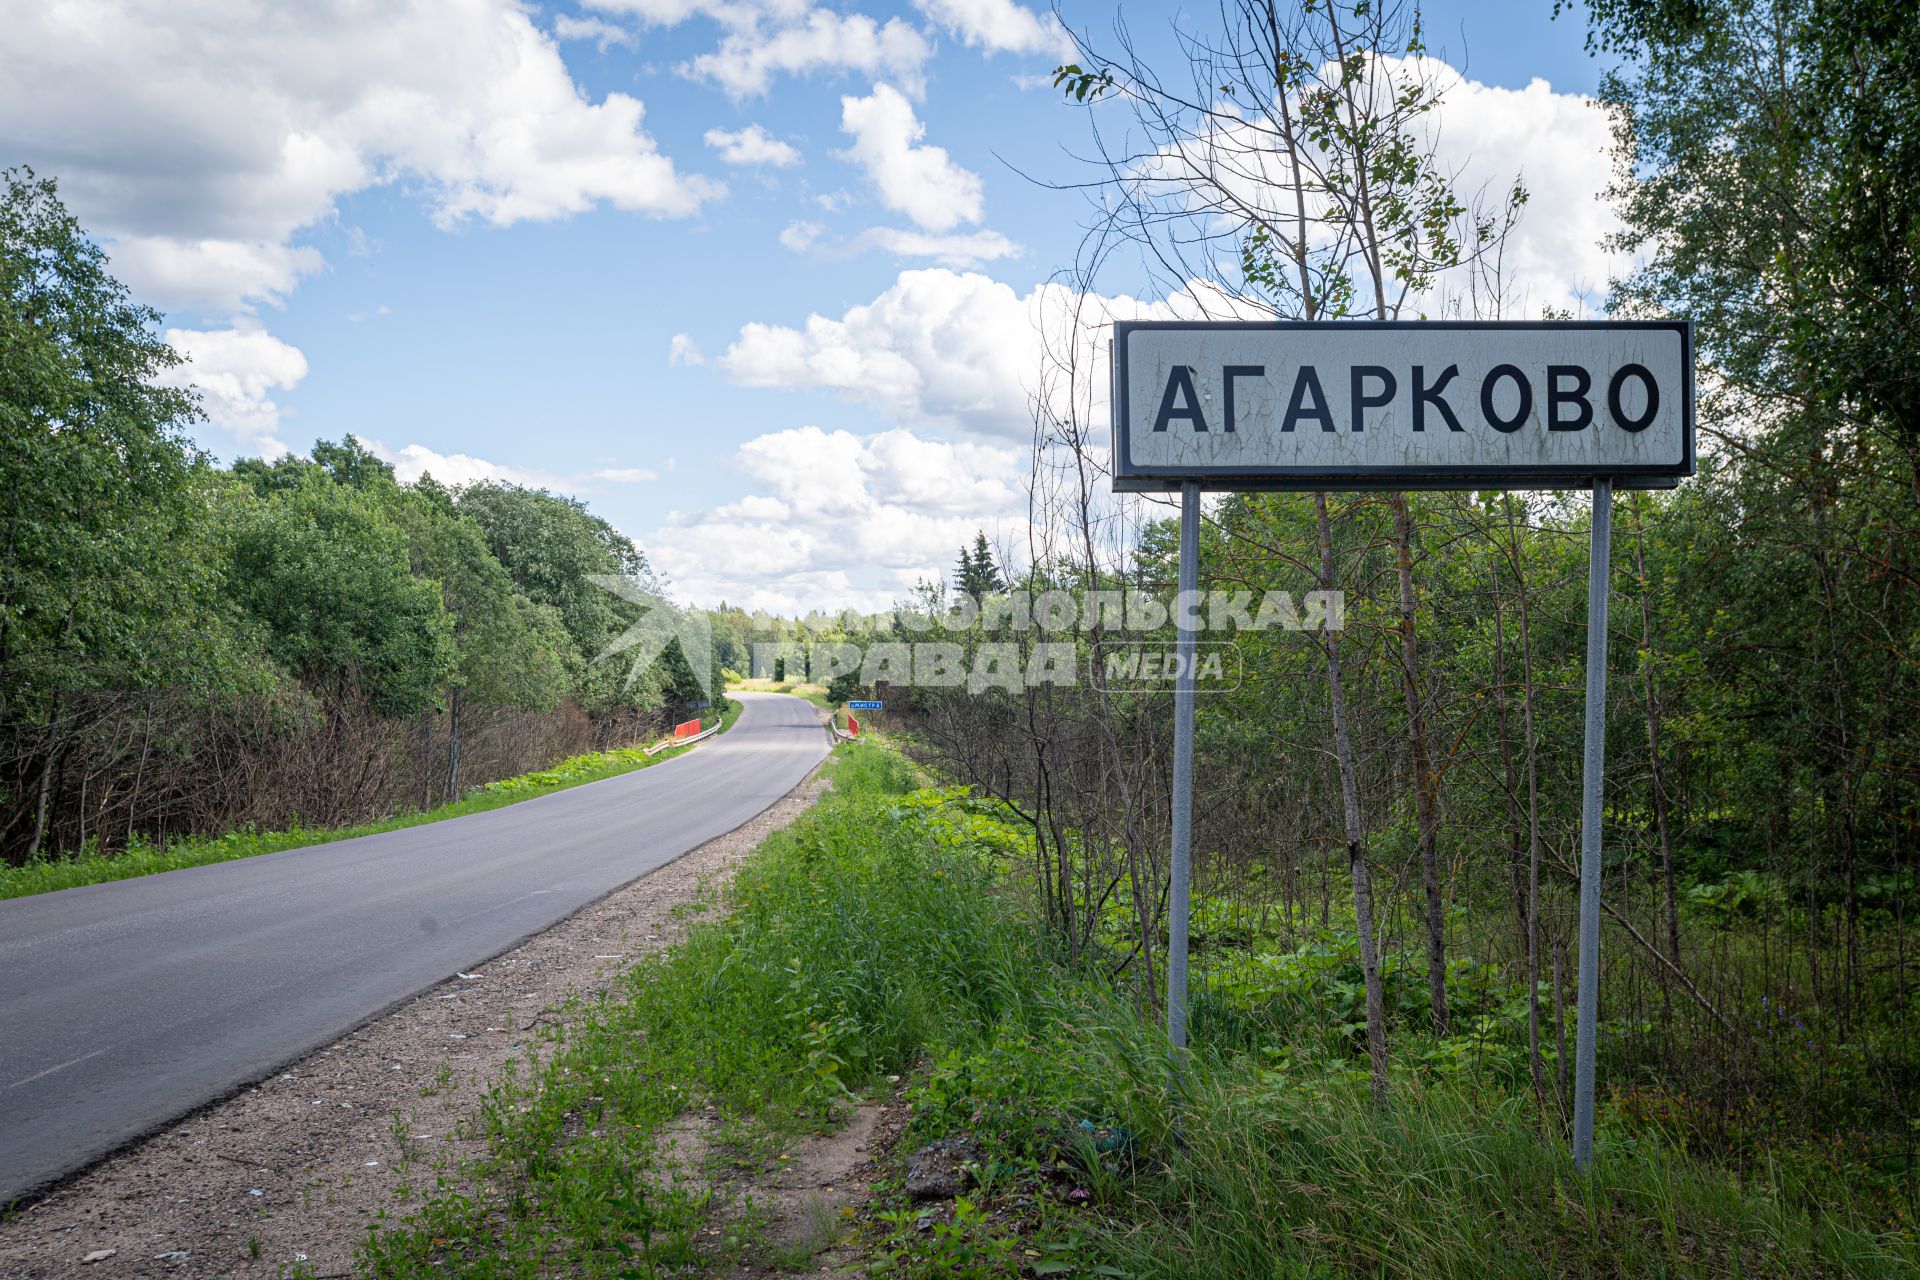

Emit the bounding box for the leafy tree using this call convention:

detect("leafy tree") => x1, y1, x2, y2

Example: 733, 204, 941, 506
225, 472, 454, 717
456, 482, 659, 714
395, 476, 568, 794
0, 167, 231, 855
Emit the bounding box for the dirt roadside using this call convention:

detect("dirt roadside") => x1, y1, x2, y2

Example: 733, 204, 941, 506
0, 760, 837, 1280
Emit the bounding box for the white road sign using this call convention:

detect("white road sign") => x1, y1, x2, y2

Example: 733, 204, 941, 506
1112, 320, 1693, 491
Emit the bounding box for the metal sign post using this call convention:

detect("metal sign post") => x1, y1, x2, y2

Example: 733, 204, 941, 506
1112, 320, 1691, 1172
1572, 478, 1613, 1171
1167, 482, 1199, 1054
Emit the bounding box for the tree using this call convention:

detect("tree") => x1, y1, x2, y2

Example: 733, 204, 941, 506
1050, 0, 1520, 1097
0, 167, 216, 857
396, 476, 568, 798
456, 483, 657, 716
225, 471, 455, 718
954, 531, 1005, 599
1578, 0, 1920, 1015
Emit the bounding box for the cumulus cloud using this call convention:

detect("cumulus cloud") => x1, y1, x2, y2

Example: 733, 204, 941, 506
105, 237, 324, 315
912, 0, 1070, 57
1, 0, 720, 316
668, 333, 706, 365
703, 123, 803, 167
779, 220, 827, 251
778, 223, 1020, 266
1416, 67, 1626, 313
553, 14, 638, 50
159, 325, 311, 458
838, 83, 983, 232
718, 64, 1630, 445
846, 226, 1020, 265
715, 268, 1247, 440
684, 10, 932, 99
644, 424, 1026, 609
1134, 57, 1624, 317
363, 441, 662, 490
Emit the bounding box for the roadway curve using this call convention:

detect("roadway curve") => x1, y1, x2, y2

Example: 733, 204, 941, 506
0, 692, 828, 1203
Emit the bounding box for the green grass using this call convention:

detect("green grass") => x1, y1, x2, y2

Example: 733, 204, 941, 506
358, 741, 1041, 1277
0, 696, 746, 901
354, 742, 1917, 1279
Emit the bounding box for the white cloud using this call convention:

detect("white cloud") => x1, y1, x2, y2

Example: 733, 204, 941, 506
1, 1, 720, 317
703, 123, 803, 167
779, 220, 826, 251
715, 65, 1628, 445
912, 0, 1070, 57
363, 441, 661, 490
377, 442, 551, 488
838, 83, 983, 232
105, 237, 324, 314
583, 0, 766, 23
160, 325, 310, 458
554, 14, 638, 50
1133, 57, 1624, 317
848, 226, 1020, 265
778, 223, 1020, 266
1417, 68, 1626, 314
716, 268, 1207, 439
668, 333, 706, 365
685, 10, 932, 99
644, 424, 1025, 609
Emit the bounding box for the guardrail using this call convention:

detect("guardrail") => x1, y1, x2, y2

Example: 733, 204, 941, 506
642, 721, 723, 756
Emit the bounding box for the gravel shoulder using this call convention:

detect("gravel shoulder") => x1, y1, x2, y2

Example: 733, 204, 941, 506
0, 762, 835, 1280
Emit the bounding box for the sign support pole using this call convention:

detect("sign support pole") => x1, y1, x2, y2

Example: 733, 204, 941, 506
1167, 481, 1199, 1056
1572, 477, 1613, 1172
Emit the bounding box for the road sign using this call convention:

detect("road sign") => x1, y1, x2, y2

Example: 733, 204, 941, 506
848, 700, 884, 710
1120, 319, 1693, 1176
1113, 320, 1691, 491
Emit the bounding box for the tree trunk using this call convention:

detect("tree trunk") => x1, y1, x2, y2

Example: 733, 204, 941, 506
1505, 495, 1552, 1120
1391, 493, 1448, 1036
1630, 497, 1681, 962
27, 744, 56, 860
1317, 493, 1390, 1107
445, 688, 463, 801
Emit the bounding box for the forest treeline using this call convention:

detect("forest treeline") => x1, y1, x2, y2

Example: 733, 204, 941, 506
809, 0, 1919, 1211
0, 168, 717, 864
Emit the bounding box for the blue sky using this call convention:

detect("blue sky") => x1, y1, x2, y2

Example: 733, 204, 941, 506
4, 0, 1623, 611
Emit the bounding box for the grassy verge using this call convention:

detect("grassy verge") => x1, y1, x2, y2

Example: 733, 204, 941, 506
355, 741, 1916, 1280
0, 696, 746, 901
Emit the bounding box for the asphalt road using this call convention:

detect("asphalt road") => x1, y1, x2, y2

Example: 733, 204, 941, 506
0, 692, 828, 1204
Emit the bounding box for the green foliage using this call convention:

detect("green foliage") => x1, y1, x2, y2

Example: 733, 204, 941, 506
455, 482, 662, 715
225, 472, 456, 716
358, 742, 1049, 1275
0, 166, 228, 718
395, 478, 569, 712
0, 166, 722, 864
360, 743, 1915, 1278
954, 531, 1005, 599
